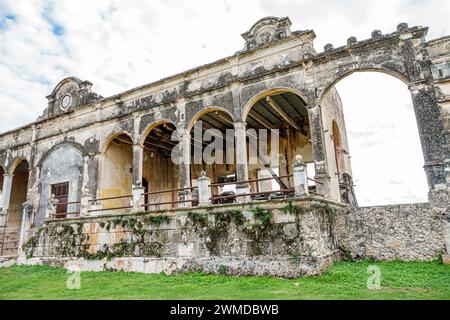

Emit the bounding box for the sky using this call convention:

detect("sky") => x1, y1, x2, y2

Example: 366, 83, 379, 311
0, 0, 449, 206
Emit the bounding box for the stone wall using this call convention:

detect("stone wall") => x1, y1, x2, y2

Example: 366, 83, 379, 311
334, 202, 446, 261
16, 198, 449, 276
18, 198, 342, 278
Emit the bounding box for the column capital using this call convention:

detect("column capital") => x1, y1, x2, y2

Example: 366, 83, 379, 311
177, 128, 191, 137
233, 121, 247, 129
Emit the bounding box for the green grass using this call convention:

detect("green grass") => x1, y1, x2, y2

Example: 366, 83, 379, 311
0, 261, 449, 300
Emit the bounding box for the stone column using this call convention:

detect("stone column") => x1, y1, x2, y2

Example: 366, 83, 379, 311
0, 174, 14, 226
77, 155, 93, 217
234, 121, 250, 203
80, 193, 93, 217
197, 171, 212, 206
409, 84, 447, 192
293, 155, 309, 197
178, 130, 192, 208
132, 144, 144, 187
307, 104, 331, 198
131, 144, 145, 212
18, 201, 33, 257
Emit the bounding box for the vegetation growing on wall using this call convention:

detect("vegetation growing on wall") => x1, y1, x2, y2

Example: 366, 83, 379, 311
22, 204, 338, 266
244, 206, 274, 256
187, 211, 208, 227
204, 209, 246, 255
23, 215, 172, 260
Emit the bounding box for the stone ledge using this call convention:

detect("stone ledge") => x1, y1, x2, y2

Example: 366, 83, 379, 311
17, 252, 340, 278
0, 256, 17, 268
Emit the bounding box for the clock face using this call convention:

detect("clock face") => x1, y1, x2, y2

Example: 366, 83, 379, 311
60, 94, 72, 110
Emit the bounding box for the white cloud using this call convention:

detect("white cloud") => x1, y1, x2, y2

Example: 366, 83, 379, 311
0, 0, 445, 205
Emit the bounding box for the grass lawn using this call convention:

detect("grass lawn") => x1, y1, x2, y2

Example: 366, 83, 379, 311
0, 261, 449, 300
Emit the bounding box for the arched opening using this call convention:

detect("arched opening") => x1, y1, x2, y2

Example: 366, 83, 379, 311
99, 133, 133, 210
1, 160, 28, 256
141, 122, 179, 210
189, 109, 236, 204
244, 91, 314, 197
331, 120, 357, 205
36, 144, 84, 226
327, 72, 428, 206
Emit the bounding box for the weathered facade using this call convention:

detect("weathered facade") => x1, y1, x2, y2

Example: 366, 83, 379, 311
0, 17, 449, 274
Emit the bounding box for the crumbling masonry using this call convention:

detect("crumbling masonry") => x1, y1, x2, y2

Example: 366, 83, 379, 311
0, 17, 449, 276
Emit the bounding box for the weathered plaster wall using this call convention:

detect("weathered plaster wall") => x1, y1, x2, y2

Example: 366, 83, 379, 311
8, 171, 28, 228
99, 139, 133, 210
334, 203, 446, 261
36, 146, 83, 227
142, 148, 178, 209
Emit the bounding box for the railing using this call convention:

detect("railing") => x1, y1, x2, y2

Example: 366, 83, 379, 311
50, 157, 326, 218
211, 189, 295, 202
140, 186, 198, 209
88, 194, 133, 213
209, 174, 293, 188
209, 174, 295, 204
52, 200, 81, 219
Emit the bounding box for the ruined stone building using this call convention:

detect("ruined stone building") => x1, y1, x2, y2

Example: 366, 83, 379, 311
0, 17, 448, 275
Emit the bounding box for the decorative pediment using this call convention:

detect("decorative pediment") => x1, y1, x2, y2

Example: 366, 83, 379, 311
241, 16, 293, 51
41, 77, 102, 119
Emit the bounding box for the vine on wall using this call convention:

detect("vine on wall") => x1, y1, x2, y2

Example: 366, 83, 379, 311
23, 215, 172, 260
23, 204, 337, 264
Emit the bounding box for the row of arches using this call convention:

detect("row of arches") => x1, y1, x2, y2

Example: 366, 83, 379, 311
96, 89, 348, 211
0, 70, 434, 258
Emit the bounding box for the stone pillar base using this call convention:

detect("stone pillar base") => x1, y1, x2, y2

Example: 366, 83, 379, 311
236, 184, 251, 203
131, 186, 145, 213
178, 190, 192, 208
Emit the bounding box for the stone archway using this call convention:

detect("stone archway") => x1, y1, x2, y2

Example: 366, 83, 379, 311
139, 121, 179, 210
313, 25, 446, 193
98, 132, 134, 211
36, 144, 86, 226
1, 160, 29, 256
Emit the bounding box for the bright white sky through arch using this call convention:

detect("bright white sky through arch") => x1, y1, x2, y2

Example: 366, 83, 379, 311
0, 0, 448, 205
336, 73, 428, 206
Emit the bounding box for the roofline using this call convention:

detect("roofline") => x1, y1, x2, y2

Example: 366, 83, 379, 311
0, 29, 315, 138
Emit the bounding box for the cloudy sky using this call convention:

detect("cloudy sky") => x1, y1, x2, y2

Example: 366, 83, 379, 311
1, 0, 448, 206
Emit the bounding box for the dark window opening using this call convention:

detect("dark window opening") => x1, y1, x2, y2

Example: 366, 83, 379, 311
51, 182, 69, 218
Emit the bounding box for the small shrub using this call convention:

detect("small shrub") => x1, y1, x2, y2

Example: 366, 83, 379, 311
188, 211, 208, 226
145, 215, 172, 226
281, 202, 301, 216
218, 265, 229, 275
252, 206, 272, 227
